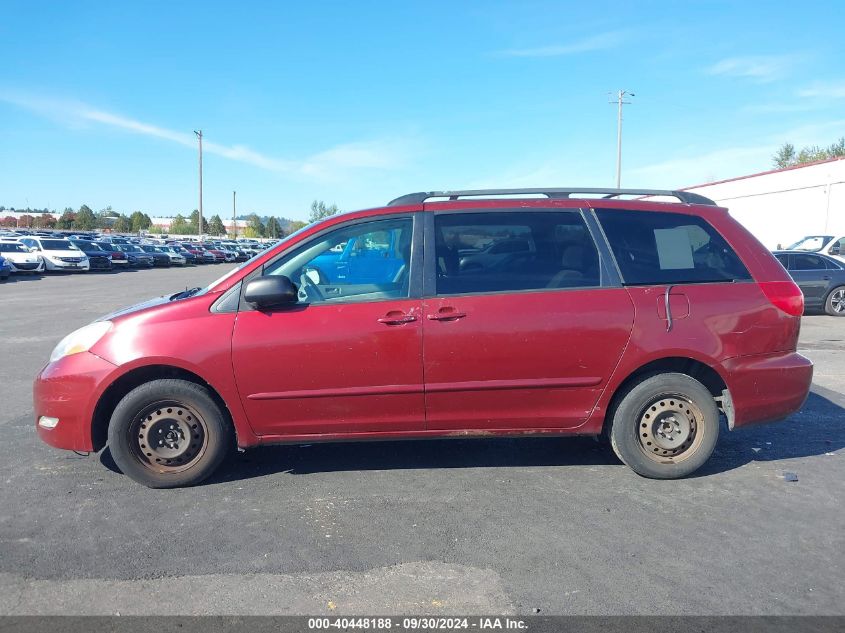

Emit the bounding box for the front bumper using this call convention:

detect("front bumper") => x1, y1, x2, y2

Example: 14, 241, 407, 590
34, 351, 117, 451
722, 351, 813, 428
89, 257, 112, 270
8, 260, 44, 272
46, 259, 90, 271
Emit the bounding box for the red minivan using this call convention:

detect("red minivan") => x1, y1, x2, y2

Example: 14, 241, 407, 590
34, 188, 813, 487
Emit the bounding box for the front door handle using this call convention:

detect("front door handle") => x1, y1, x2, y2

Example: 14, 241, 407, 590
377, 312, 417, 325
427, 309, 467, 321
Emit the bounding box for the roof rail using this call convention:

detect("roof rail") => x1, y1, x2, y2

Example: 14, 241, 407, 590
387, 188, 717, 207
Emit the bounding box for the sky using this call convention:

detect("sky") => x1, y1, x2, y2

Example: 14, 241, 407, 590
2, 0, 844, 221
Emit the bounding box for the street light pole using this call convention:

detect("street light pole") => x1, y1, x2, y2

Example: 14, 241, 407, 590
232, 190, 237, 238
610, 90, 634, 188
194, 130, 203, 239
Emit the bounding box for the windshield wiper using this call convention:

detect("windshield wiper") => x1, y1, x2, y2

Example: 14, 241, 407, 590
170, 287, 202, 301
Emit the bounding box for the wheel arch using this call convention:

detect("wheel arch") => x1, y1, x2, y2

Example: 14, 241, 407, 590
91, 364, 238, 452
601, 356, 731, 434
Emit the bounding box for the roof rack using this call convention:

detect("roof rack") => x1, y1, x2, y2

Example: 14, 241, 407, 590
387, 188, 717, 207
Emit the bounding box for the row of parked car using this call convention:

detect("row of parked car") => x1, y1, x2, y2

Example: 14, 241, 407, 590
0, 230, 275, 279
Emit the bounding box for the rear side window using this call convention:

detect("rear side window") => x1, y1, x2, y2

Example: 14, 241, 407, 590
791, 254, 827, 270
434, 211, 600, 295
596, 209, 751, 285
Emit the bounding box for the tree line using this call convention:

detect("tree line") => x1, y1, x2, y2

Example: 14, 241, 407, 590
0, 200, 341, 238
773, 137, 845, 169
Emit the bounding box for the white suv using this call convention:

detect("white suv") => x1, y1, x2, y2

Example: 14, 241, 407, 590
787, 234, 845, 264
18, 237, 90, 272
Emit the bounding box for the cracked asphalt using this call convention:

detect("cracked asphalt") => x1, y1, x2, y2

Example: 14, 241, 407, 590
1, 266, 843, 615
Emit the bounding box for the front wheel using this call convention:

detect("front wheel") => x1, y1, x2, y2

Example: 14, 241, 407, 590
609, 373, 720, 479
107, 379, 232, 488
825, 286, 845, 316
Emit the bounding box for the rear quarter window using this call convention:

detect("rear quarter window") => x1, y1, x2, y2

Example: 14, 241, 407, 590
596, 209, 751, 285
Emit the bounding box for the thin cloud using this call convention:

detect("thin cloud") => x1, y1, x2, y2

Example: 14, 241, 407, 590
0, 92, 406, 179
798, 80, 845, 99
496, 31, 626, 58
706, 54, 801, 83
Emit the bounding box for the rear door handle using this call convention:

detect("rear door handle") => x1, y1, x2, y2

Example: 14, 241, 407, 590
427, 310, 467, 321
377, 312, 417, 325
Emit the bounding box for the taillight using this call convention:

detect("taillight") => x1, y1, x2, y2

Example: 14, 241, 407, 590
759, 281, 804, 317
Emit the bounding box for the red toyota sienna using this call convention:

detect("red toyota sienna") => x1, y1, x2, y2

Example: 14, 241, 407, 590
34, 188, 813, 487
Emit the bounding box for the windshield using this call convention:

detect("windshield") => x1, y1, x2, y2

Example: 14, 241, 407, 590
0, 243, 26, 253
123, 245, 141, 252
40, 240, 78, 251
787, 235, 834, 251
71, 240, 103, 251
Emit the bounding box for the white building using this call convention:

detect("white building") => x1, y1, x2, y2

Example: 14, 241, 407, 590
683, 156, 845, 249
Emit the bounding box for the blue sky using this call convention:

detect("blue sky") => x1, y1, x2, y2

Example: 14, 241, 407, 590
2, 0, 844, 221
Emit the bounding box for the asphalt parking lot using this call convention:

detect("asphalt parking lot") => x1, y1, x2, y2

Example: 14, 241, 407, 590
1, 267, 843, 616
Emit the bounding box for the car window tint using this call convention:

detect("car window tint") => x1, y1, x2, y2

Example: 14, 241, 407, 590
775, 254, 790, 269
434, 211, 600, 295
792, 254, 827, 270
595, 209, 750, 285
264, 218, 413, 305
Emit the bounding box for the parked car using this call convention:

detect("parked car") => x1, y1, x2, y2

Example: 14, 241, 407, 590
18, 237, 90, 272
139, 245, 172, 267
199, 243, 227, 263
34, 187, 812, 488
121, 244, 155, 268
786, 234, 845, 264
170, 245, 198, 265
216, 241, 251, 261
774, 251, 845, 316
0, 240, 45, 273
174, 243, 209, 263
154, 246, 186, 266
0, 255, 10, 281
93, 242, 132, 268
69, 240, 113, 271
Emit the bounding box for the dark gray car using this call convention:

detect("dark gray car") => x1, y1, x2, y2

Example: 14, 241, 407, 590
774, 250, 845, 316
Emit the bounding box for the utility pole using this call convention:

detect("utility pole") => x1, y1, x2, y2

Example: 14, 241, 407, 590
232, 190, 237, 238
193, 130, 203, 239
610, 90, 634, 188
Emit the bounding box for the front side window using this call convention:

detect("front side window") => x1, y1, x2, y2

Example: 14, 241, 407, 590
263, 218, 413, 304
434, 211, 600, 295
828, 237, 845, 256
596, 209, 751, 285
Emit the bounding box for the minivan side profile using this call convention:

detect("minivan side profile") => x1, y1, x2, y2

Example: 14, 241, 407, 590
34, 188, 813, 487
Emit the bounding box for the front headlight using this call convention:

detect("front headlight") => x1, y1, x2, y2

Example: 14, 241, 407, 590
49, 321, 112, 363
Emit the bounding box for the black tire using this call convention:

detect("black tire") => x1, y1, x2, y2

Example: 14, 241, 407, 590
824, 285, 845, 316
609, 373, 719, 479
107, 379, 232, 488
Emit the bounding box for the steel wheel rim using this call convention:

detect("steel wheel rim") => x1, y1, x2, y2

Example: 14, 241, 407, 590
129, 401, 208, 474
831, 289, 845, 314
637, 394, 705, 464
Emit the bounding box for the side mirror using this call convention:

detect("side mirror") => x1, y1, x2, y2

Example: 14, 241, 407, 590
830, 246, 841, 255
244, 275, 298, 309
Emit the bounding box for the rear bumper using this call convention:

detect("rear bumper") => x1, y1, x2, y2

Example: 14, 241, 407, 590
34, 351, 116, 452
722, 351, 813, 428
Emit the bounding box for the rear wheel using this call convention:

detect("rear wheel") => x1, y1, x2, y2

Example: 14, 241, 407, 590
107, 379, 232, 488
825, 286, 845, 316
609, 373, 719, 479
